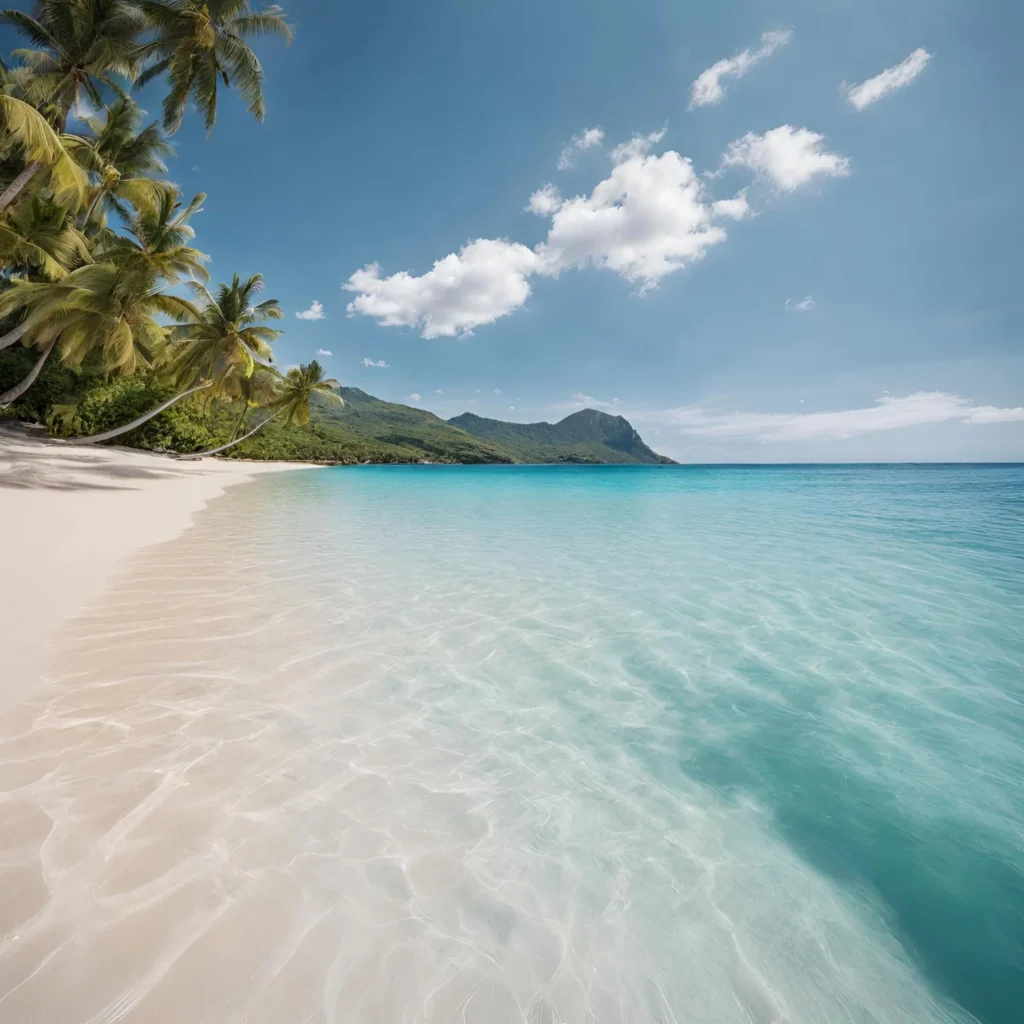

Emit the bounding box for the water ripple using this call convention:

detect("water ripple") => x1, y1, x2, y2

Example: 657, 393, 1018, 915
1, 465, 1021, 1023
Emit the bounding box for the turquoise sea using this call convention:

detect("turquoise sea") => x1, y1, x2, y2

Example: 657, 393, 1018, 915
4, 464, 1022, 1023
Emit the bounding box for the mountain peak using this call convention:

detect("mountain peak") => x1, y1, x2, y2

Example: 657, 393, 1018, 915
448, 408, 673, 464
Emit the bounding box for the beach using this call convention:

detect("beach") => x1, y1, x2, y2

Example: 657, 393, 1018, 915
0, 462, 1019, 1022
0, 427, 305, 705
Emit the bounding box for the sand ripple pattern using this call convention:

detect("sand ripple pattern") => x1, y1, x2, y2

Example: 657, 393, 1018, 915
1, 465, 1021, 1023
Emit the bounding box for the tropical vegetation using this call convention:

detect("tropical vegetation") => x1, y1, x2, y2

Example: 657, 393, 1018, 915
0, 0, 342, 457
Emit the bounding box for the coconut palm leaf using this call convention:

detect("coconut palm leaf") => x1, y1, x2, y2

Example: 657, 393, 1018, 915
0, 93, 88, 210
0, 193, 90, 279
0, 0, 146, 125
167, 271, 281, 393
136, 0, 292, 133
273, 359, 341, 427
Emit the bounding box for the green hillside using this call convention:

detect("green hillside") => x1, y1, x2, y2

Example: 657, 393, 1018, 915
448, 409, 675, 464
220, 387, 511, 463
225, 391, 674, 465
0, 349, 672, 464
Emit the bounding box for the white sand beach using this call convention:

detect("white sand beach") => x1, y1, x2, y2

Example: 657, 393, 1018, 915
0, 426, 305, 702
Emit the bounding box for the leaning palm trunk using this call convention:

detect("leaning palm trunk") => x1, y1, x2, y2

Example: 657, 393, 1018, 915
181, 409, 282, 459
0, 160, 42, 215
229, 402, 249, 441
0, 323, 29, 351
66, 382, 212, 446
0, 338, 56, 407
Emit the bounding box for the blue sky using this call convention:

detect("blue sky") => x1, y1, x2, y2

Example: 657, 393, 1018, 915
159, 0, 1020, 461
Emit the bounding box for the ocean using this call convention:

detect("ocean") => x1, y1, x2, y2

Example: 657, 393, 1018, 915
2, 464, 1022, 1023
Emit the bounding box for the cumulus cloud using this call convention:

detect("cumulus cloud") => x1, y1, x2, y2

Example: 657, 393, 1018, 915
344, 239, 543, 338
316, 348, 332, 356
526, 183, 562, 217
493, 388, 503, 395
557, 126, 604, 170
347, 133, 774, 335
721, 125, 850, 191
435, 388, 444, 394
689, 29, 792, 109
408, 393, 421, 402
712, 190, 752, 221
538, 146, 732, 291
296, 300, 326, 321
844, 48, 932, 111
785, 296, 814, 312
666, 392, 1024, 442
362, 357, 389, 367
609, 128, 666, 163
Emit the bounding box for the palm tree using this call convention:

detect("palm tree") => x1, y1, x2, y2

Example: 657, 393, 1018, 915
274, 360, 340, 425
185, 359, 340, 458
0, 192, 89, 361
0, 0, 146, 207
0, 192, 90, 284
167, 272, 280, 392
0, 88, 88, 214
104, 185, 208, 282
136, 0, 292, 134
222, 361, 278, 439
77, 96, 173, 230
0, 184, 208, 411
0, 258, 200, 407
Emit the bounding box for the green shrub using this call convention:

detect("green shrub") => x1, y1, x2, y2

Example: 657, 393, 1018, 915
0, 346, 80, 424
53, 375, 219, 453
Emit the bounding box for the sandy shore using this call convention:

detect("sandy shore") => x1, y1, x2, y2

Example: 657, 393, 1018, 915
0, 425, 308, 701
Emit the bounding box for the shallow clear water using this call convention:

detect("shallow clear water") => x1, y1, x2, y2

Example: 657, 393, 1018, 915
2, 465, 1022, 1023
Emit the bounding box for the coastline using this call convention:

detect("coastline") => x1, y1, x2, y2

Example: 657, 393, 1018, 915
0, 425, 310, 702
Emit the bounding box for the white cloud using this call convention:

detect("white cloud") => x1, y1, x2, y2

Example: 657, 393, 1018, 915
689, 29, 792, 109
539, 147, 732, 291
844, 48, 932, 111
435, 388, 444, 394
348, 135, 761, 335
609, 129, 666, 163
785, 296, 814, 312
526, 183, 562, 216
721, 125, 850, 191
296, 300, 326, 321
712, 190, 752, 221
362, 357, 389, 367
964, 405, 1024, 424
69, 97, 97, 123
568, 391, 623, 411
493, 388, 502, 395
665, 392, 1024, 443
557, 126, 604, 170
316, 348, 332, 356
344, 239, 542, 338
408, 393, 421, 402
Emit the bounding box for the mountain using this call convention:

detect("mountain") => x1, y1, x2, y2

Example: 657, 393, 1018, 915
222, 388, 673, 465
448, 409, 675, 464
